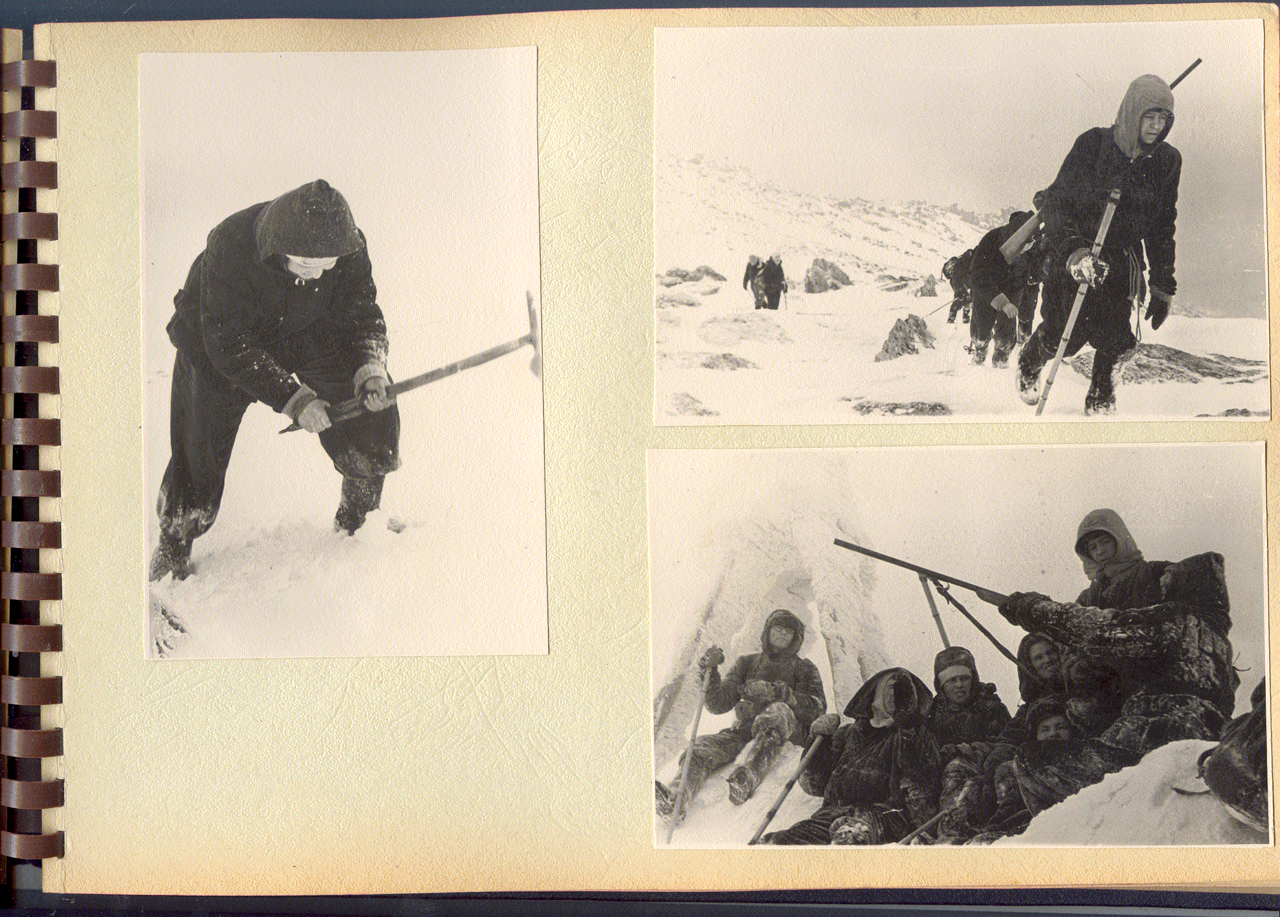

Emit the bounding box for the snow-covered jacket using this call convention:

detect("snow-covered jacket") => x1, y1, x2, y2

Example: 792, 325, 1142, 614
800, 668, 941, 814
970, 213, 1043, 312
1040, 76, 1180, 296
928, 682, 1012, 752
167, 180, 389, 413
1005, 551, 1238, 721
703, 609, 826, 743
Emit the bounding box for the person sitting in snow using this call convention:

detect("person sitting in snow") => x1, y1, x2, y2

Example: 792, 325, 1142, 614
998, 508, 1239, 761
655, 609, 825, 825
972, 696, 1139, 841
925, 646, 1012, 840
941, 248, 973, 325
1199, 678, 1268, 834
761, 667, 941, 845
758, 253, 788, 310
967, 209, 1046, 368
150, 180, 400, 582
1016, 74, 1182, 415
743, 254, 766, 310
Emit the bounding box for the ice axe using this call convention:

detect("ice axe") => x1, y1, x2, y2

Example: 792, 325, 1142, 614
282, 291, 540, 433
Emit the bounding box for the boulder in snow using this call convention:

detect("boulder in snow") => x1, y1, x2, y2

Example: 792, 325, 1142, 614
874, 314, 935, 362
657, 290, 699, 308
658, 265, 728, 287
669, 393, 717, 417
1069, 343, 1269, 385
804, 258, 852, 293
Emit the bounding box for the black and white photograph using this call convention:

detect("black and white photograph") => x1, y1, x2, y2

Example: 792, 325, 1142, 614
654, 20, 1270, 423
650, 445, 1269, 847
141, 50, 545, 658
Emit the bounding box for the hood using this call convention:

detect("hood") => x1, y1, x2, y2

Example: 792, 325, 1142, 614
760, 608, 804, 658
933, 645, 979, 696
1016, 632, 1065, 703
254, 179, 364, 262
1075, 508, 1145, 584
843, 667, 933, 724
1112, 75, 1175, 159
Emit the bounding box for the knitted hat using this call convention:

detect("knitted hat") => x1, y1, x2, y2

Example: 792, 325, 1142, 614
933, 646, 977, 693
256, 179, 363, 261
1024, 697, 1073, 740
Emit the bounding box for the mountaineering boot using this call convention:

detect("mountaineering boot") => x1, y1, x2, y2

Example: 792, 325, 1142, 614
1084, 350, 1118, 416
991, 340, 1015, 369
149, 531, 193, 582
1016, 328, 1049, 405
334, 474, 386, 535
970, 338, 989, 366
655, 760, 710, 827
830, 810, 882, 845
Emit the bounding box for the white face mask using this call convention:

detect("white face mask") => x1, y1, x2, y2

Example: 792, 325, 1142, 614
284, 255, 339, 280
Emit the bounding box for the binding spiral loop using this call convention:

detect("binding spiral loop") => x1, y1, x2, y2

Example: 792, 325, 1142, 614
1, 45, 63, 862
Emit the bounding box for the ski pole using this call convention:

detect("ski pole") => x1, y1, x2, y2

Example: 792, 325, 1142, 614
833, 539, 1008, 606
1035, 187, 1121, 416
281, 292, 540, 432
926, 297, 957, 318
746, 734, 826, 845
931, 581, 1031, 678
666, 665, 712, 843
919, 574, 950, 648
897, 783, 972, 845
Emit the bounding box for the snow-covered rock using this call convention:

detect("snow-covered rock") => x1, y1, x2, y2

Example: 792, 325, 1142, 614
875, 314, 935, 362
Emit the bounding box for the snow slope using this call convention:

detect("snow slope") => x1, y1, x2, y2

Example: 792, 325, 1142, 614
655, 156, 1270, 424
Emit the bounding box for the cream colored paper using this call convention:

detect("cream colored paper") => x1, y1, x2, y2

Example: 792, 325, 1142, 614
39, 6, 1279, 895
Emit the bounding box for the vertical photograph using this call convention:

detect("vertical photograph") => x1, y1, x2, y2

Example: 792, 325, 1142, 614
141, 50, 545, 659
654, 19, 1270, 423
650, 445, 1268, 847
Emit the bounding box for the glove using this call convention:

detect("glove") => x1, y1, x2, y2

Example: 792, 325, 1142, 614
1066, 249, 1109, 288
697, 646, 724, 675
993, 293, 1018, 320
353, 363, 394, 412
809, 712, 841, 737
998, 591, 1050, 626
284, 385, 333, 434
1145, 288, 1171, 330
742, 680, 777, 703
772, 682, 796, 705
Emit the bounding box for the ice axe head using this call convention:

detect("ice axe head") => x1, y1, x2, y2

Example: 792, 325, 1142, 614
527, 292, 541, 377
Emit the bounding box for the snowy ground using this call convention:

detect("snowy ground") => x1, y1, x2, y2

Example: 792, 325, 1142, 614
655, 156, 1270, 424
146, 329, 547, 660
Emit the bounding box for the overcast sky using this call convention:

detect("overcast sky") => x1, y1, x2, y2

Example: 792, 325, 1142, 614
650, 443, 1268, 715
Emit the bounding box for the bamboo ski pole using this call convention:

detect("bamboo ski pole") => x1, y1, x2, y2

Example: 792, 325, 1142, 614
932, 581, 1031, 678
666, 666, 712, 844
1035, 187, 1121, 416
747, 734, 827, 845
919, 574, 951, 648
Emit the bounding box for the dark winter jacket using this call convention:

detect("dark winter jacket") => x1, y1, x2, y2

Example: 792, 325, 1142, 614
759, 259, 787, 295
743, 259, 761, 290
167, 180, 389, 413
970, 213, 1043, 314
801, 668, 941, 815
1041, 76, 1180, 296
703, 609, 826, 743
928, 682, 1012, 753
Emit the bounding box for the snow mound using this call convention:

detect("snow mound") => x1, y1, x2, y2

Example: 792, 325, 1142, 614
1007, 739, 1269, 847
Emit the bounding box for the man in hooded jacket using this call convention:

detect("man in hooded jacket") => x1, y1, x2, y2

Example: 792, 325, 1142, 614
1017, 75, 1182, 415
758, 254, 788, 310
968, 211, 1046, 368
998, 508, 1238, 759
655, 609, 825, 824
942, 249, 974, 325
762, 667, 941, 845
150, 180, 400, 581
